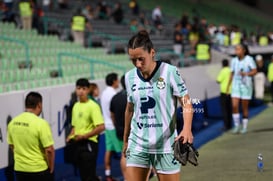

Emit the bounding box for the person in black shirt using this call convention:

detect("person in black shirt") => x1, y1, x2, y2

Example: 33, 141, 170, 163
110, 75, 128, 181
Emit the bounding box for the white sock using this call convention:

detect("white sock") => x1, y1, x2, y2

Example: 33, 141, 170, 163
242, 118, 248, 129
105, 169, 111, 176
232, 113, 240, 127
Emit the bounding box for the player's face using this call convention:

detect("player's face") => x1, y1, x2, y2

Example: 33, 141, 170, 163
128, 47, 155, 74
92, 87, 99, 97
235, 45, 245, 59
113, 79, 120, 89
76, 86, 89, 102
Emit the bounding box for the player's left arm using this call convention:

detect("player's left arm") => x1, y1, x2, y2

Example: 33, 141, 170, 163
176, 94, 194, 144
76, 104, 105, 141
244, 68, 257, 76
243, 58, 257, 76
123, 102, 134, 157
45, 145, 55, 173
80, 124, 105, 140
170, 67, 194, 144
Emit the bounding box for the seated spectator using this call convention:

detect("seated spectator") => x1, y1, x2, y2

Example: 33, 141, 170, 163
138, 12, 152, 34
173, 22, 183, 54
152, 5, 163, 33
96, 0, 110, 20
129, 0, 139, 16
1, 1, 16, 24
58, 0, 68, 9
42, 0, 51, 12
111, 2, 123, 24
129, 18, 139, 33
82, 4, 95, 21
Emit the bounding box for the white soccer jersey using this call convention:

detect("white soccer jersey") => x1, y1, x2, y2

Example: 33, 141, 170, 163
231, 55, 256, 87
125, 61, 188, 154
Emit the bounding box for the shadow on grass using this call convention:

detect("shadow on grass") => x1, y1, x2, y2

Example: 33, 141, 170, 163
251, 127, 273, 133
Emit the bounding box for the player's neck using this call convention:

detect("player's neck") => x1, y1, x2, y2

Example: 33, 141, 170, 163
142, 61, 157, 79
79, 97, 88, 103
25, 108, 39, 116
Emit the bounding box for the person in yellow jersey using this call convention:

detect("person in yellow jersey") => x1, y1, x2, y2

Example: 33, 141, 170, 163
71, 8, 92, 46
230, 26, 241, 46
217, 59, 232, 130
7, 91, 55, 181
223, 29, 230, 46
66, 78, 105, 181
258, 33, 268, 46
194, 35, 211, 64
268, 55, 273, 105
19, 0, 33, 30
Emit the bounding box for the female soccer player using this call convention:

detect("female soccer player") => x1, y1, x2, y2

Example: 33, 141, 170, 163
123, 30, 194, 181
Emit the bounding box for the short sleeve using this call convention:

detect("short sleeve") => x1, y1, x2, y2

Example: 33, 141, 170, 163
170, 66, 188, 97
248, 56, 257, 70
40, 120, 54, 148
217, 69, 224, 83
90, 103, 104, 126
230, 57, 236, 72
125, 72, 133, 103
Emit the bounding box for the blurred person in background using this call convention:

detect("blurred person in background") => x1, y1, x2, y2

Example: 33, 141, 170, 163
217, 59, 232, 131
129, 0, 139, 16
71, 8, 92, 47
110, 75, 128, 181
173, 22, 183, 55
111, 2, 124, 24
254, 55, 266, 102
19, 0, 33, 30
227, 44, 257, 134
101, 73, 121, 181
268, 55, 273, 106
66, 78, 105, 181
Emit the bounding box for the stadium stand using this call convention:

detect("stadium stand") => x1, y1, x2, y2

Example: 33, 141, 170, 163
1, 0, 273, 91
0, 21, 132, 93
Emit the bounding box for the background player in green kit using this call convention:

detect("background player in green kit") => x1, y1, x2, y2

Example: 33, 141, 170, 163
7, 92, 55, 181
123, 30, 194, 181
66, 78, 105, 181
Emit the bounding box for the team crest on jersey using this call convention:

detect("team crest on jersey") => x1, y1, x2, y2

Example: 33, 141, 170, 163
156, 77, 166, 89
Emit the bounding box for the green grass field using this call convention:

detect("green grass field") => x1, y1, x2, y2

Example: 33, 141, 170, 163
151, 106, 273, 181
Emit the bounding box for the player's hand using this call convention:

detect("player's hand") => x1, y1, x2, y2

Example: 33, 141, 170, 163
74, 135, 86, 141
175, 129, 194, 144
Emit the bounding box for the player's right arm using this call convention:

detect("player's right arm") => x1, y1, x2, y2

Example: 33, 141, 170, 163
9, 145, 14, 152
66, 127, 75, 142
123, 102, 134, 157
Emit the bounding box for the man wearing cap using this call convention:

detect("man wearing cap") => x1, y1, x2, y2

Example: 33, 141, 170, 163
254, 54, 266, 101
